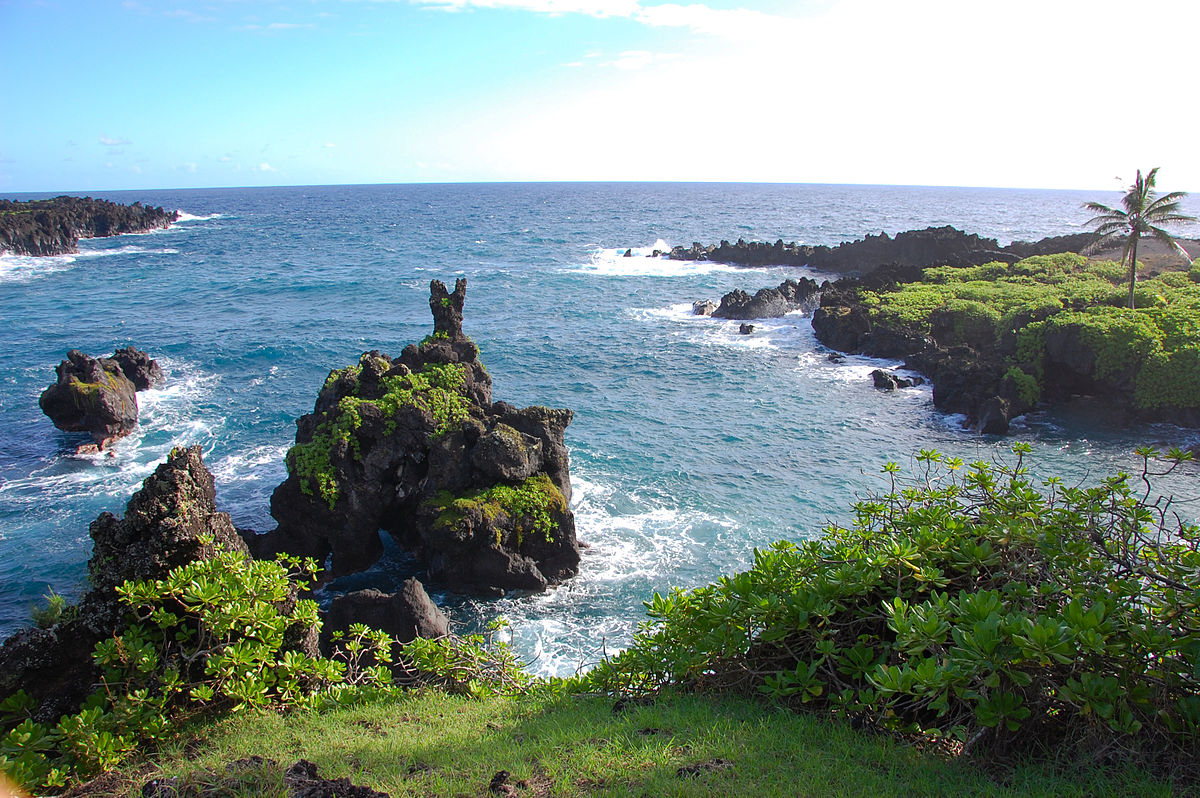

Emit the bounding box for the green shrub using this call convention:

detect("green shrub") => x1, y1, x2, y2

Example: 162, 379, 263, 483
1003, 367, 1040, 405
585, 446, 1200, 759
0, 543, 397, 793
30, 590, 70, 629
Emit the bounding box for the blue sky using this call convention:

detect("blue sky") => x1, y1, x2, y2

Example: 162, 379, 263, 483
2, 0, 1197, 192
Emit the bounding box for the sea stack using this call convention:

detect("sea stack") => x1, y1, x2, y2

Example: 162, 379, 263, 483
247, 278, 581, 596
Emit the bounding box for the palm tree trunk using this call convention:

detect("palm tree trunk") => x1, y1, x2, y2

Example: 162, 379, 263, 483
1127, 233, 1140, 309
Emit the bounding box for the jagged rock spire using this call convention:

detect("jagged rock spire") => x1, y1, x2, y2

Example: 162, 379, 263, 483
429, 278, 467, 339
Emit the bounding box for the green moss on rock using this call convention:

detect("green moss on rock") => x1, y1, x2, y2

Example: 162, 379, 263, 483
287, 362, 471, 509
427, 474, 567, 547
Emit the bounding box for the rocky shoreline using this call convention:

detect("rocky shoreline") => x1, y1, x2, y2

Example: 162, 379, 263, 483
2, 278, 579, 724
0, 196, 178, 256
668, 225, 1096, 274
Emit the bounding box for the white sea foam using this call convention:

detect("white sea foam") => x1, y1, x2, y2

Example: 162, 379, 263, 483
174, 211, 223, 223
0, 252, 80, 283
633, 303, 812, 353
0, 357, 223, 507
567, 240, 770, 278
209, 443, 289, 486
0, 244, 179, 284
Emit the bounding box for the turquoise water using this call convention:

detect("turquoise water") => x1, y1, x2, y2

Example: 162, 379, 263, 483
2, 182, 1197, 674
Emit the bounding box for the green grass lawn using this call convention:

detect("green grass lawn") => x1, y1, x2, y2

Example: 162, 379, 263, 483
103, 690, 1177, 798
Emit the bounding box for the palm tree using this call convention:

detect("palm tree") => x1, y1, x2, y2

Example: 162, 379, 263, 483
1082, 168, 1196, 309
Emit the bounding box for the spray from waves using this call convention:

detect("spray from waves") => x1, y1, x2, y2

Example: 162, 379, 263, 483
567, 240, 770, 278
174, 211, 224, 223
448, 469, 741, 677
630, 303, 816, 354
208, 443, 290, 488
0, 252, 79, 284
0, 357, 223, 509
0, 244, 181, 284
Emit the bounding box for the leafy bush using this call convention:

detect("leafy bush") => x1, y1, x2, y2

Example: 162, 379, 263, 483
585, 446, 1200, 760
0, 543, 397, 793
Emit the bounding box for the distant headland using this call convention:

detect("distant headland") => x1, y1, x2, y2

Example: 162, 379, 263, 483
0, 196, 178, 256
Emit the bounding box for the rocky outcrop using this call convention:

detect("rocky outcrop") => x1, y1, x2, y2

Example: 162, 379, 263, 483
813, 272, 1036, 433
710, 277, 823, 320
247, 278, 581, 596
39, 347, 164, 449
321, 581, 450, 653
669, 226, 1093, 275
0, 447, 249, 721
0, 196, 177, 256
871, 369, 924, 390
109, 345, 166, 390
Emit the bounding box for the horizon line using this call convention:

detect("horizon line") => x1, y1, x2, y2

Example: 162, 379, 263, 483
1, 178, 1154, 198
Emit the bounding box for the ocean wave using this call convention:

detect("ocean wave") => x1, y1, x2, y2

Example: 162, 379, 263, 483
445, 468, 740, 677
209, 443, 289, 486
174, 211, 224, 223
0, 252, 80, 284
632, 303, 814, 353
0, 244, 180, 285
566, 240, 770, 278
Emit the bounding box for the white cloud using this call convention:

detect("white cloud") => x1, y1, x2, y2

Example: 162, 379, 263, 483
258, 162, 276, 171
602, 50, 679, 70
219, 154, 234, 163
324, 142, 336, 148
268, 22, 317, 29
99, 135, 131, 147
417, 0, 639, 17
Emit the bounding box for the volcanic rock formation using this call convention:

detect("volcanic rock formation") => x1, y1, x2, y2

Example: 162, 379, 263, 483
0, 447, 252, 721
247, 278, 581, 596
669, 226, 1096, 275
0, 196, 178, 256
39, 347, 165, 449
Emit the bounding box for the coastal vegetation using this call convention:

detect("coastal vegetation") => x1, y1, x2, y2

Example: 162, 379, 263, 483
3, 446, 1195, 795
813, 250, 1200, 430
1082, 168, 1197, 309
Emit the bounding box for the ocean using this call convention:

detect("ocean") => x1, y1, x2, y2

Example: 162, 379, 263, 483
2, 182, 1197, 675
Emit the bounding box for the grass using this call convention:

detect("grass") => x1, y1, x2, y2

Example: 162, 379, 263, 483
93, 690, 1177, 797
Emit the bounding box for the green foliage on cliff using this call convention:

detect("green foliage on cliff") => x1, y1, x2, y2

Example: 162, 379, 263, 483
859, 254, 1200, 410
584, 446, 1200, 760
288, 361, 470, 508
428, 474, 567, 547
0, 545, 397, 793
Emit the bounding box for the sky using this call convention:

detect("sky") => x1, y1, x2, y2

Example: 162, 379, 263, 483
1, 0, 1197, 193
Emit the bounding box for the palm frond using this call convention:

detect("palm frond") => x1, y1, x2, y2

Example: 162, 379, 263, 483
1084, 219, 1129, 236
1080, 231, 1124, 255
1147, 226, 1193, 258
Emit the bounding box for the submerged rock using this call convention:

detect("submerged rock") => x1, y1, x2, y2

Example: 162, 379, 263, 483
248, 278, 581, 596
